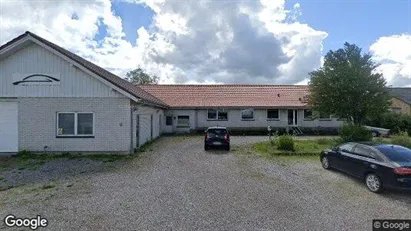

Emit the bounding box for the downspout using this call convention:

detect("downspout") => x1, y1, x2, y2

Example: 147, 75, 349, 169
130, 107, 134, 154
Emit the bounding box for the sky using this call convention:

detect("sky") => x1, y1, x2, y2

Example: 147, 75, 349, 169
0, 0, 410, 86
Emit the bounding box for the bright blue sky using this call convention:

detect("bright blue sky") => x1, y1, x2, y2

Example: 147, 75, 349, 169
107, 0, 410, 54
285, 0, 411, 53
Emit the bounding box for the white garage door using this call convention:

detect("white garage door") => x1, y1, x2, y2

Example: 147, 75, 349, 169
0, 102, 18, 152
138, 114, 152, 147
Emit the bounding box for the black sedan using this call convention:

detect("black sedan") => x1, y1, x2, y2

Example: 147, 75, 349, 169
204, 127, 230, 151
320, 142, 411, 193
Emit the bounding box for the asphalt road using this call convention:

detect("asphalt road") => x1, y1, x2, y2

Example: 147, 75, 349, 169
1, 136, 410, 230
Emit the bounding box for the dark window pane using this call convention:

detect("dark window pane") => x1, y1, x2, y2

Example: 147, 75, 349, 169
242, 109, 254, 119
338, 143, 356, 152
376, 145, 411, 162
166, 116, 173, 126
208, 109, 217, 119
207, 129, 227, 137
267, 109, 279, 119
218, 111, 228, 120
353, 145, 375, 158
304, 110, 312, 119
58, 113, 75, 135
77, 113, 93, 135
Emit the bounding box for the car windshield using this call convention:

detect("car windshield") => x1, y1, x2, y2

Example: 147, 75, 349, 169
375, 145, 411, 162
207, 129, 227, 137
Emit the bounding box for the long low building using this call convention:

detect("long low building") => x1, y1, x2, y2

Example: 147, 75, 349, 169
0, 31, 342, 154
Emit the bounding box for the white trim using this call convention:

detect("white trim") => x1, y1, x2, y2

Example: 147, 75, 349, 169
27, 36, 142, 103
57, 112, 94, 137
266, 109, 280, 120
0, 36, 31, 57
241, 108, 254, 120
207, 109, 228, 121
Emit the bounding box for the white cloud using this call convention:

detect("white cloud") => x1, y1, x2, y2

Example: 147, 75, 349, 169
370, 34, 411, 87
1, 0, 327, 84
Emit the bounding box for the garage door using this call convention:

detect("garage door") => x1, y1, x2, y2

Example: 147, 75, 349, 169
0, 102, 18, 152
138, 114, 152, 147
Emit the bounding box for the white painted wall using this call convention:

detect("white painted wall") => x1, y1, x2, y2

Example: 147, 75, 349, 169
164, 109, 342, 131
0, 42, 123, 98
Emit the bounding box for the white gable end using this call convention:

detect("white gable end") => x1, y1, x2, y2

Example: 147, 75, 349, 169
0, 42, 124, 98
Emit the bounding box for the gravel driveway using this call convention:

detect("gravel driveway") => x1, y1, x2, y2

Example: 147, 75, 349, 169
1, 136, 410, 230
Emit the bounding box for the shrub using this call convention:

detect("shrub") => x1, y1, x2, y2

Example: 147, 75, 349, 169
339, 124, 372, 142
276, 135, 295, 151
390, 131, 411, 149
367, 111, 411, 134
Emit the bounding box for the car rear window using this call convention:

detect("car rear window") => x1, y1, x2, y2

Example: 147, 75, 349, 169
376, 145, 411, 162
207, 129, 227, 136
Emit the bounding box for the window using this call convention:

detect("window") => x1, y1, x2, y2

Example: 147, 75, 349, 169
376, 145, 411, 162
165, 116, 173, 126
241, 109, 254, 120
390, 107, 402, 113
207, 128, 227, 137
303, 109, 312, 120
57, 112, 94, 137
177, 116, 190, 127
338, 143, 356, 152
319, 112, 331, 120
353, 145, 376, 159
267, 109, 279, 120
207, 109, 228, 120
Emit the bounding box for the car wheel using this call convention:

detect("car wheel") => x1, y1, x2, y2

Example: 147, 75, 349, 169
226, 145, 230, 151
204, 144, 209, 151
371, 131, 379, 137
365, 173, 383, 193
321, 156, 331, 169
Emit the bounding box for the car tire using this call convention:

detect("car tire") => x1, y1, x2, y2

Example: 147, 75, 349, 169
226, 145, 230, 151
321, 156, 331, 169
365, 173, 383, 193
204, 144, 209, 151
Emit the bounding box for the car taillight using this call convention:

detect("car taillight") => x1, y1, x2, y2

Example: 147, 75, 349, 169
394, 167, 411, 175
224, 134, 229, 140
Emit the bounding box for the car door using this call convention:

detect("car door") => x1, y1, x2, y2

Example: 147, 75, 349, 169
332, 143, 356, 172
346, 144, 378, 178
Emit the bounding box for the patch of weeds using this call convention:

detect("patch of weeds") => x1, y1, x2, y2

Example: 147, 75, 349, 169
134, 138, 157, 154
316, 138, 329, 145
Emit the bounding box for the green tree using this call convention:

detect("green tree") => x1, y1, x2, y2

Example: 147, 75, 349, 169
126, 68, 159, 84
308, 42, 391, 125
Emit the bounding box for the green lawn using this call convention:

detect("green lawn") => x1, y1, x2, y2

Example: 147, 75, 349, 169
253, 138, 340, 157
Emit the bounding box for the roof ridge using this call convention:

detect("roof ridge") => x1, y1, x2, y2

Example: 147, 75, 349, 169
139, 84, 308, 87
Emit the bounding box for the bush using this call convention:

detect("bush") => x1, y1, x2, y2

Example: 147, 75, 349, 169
390, 131, 411, 148
339, 124, 372, 142
276, 135, 295, 151
367, 111, 411, 134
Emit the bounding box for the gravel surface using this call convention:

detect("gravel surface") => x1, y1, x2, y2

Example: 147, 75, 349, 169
1, 136, 410, 231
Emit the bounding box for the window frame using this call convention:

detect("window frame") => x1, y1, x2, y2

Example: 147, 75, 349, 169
165, 115, 173, 126
318, 112, 332, 120
56, 112, 95, 138
177, 115, 190, 128
241, 108, 254, 121
207, 109, 228, 121
303, 109, 313, 120
266, 109, 280, 120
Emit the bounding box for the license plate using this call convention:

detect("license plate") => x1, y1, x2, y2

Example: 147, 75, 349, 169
213, 141, 222, 145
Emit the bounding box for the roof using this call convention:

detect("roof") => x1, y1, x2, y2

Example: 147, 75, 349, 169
0, 31, 168, 108
139, 84, 310, 108
388, 88, 411, 105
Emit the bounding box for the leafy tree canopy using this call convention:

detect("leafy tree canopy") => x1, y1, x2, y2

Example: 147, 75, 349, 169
308, 42, 391, 125
126, 68, 159, 84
